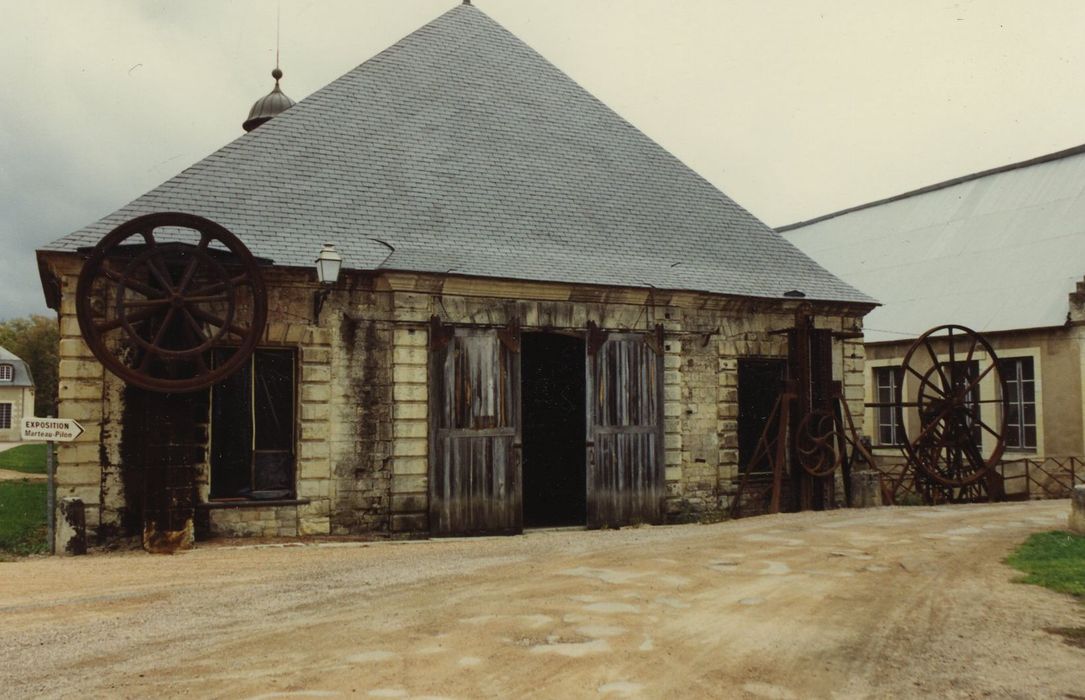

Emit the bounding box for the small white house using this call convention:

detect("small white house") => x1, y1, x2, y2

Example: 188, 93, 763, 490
0, 347, 36, 442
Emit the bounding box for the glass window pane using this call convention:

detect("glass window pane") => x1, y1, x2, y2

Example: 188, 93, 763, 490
1024, 426, 1037, 448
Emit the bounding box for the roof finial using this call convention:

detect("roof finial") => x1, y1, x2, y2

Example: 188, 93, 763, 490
242, 3, 295, 132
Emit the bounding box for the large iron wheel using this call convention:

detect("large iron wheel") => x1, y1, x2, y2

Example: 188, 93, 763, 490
75, 212, 267, 393
897, 325, 1007, 487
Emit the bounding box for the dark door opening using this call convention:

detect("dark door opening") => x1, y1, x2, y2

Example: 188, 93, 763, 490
522, 332, 587, 527
737, 359, 788, 471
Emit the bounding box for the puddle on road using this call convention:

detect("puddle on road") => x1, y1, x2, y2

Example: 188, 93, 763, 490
598, 680, 645, 696
529, 638, 611, 657
346, 651, 397, 664
583, 602, 640, 614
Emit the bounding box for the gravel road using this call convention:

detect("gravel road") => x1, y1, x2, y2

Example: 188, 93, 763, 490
1, 500, 1082, 699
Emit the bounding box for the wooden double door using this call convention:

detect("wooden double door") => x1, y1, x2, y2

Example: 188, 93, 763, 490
428, 321, 664, 536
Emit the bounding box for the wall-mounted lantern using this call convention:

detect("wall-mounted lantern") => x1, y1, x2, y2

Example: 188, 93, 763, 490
313, 242, 342, 321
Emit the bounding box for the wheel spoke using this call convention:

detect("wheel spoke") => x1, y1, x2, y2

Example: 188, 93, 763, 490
137, 308, 176, 370
183, 295, 231, 305
175, 233, 214, 294
180, 308, 209, 342
960, 361, 996, 397
961, 405, 1003, 440
95, 306, 159, 333
906, 364, 947, 397
101, 266, 164, 299
176, 257, 201, 295
188, 273, 250, 297
964, 334, 979, 366
144, 254, 175, 293
923, 339, 951, 394
187, 305, 248, 338
120, 298, 172, 308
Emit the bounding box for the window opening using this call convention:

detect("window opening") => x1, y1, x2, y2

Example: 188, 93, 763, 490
0, 403, 11, 430
999, 357, 1036, 451
874, 366, 904, 446
0, 364, 12, 382
210, 348, 296, 499
737, 359, 787, 473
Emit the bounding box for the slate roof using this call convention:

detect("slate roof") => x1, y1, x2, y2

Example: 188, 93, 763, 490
0, 347, 34, 388
40, 4, 872, 306
780, 144, 1085, 343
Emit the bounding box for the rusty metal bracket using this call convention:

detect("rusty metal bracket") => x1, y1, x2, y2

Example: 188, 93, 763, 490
643, 323, 665, 355
586, 321, 609, 356
429, 315, 455, 351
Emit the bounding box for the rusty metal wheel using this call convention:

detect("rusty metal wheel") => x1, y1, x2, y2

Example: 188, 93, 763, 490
796, 408, 841, 477
75, 212, 267, 393
897, 325, 1007, 487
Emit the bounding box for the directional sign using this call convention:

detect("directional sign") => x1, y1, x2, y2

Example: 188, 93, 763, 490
21, 417, 85, 443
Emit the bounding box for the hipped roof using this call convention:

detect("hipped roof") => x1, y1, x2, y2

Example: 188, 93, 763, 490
0, 347, 34, 388
41, 4, 871, 307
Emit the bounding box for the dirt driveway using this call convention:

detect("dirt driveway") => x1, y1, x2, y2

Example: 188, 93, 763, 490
2, 501, 1082, 699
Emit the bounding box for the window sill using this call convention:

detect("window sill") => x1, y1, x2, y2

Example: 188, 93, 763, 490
199, 498, 310, 510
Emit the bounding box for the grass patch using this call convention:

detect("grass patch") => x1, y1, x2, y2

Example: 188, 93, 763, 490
1006, 531, 1085, 598
0, 480, 48, 556
0, 443, 47, 474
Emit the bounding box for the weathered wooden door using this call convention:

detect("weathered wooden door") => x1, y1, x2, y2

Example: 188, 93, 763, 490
585, 325, 665, 528
429, 323, 522, 535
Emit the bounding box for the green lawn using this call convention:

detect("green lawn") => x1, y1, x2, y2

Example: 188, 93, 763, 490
0, 480, 48, 556
0, 443, 47, 474
1006, 531, 1085, 598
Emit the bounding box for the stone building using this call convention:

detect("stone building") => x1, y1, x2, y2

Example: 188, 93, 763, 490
36, 3, 873, 547
0, 347, 36, 442
781, 144, 1085, 491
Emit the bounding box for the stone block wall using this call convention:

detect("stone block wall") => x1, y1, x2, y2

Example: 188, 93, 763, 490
40, 252, 870, 547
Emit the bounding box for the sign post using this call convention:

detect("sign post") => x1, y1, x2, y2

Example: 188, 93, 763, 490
22, 418, 85, 555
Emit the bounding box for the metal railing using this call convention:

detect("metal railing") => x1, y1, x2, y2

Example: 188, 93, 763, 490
864, 455, 1084, 504
998, 456, 1083, 500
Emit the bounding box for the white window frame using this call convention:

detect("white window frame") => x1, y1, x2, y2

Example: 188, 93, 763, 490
873, 365, 904, 446
996, 348, 1043, 456
0, 364, 12, 382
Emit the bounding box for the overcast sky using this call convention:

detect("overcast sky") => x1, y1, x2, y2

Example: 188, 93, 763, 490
4, 0, 1085, 320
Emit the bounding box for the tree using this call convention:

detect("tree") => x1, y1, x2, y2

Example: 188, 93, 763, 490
0, 315, 59, 417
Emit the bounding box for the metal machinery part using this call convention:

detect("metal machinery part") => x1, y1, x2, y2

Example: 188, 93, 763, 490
75, 212, 268, 393
731, 307, 859, 516
896, 324, 1007, 489
732, 322, 1008, 516
796, 408, 843, 477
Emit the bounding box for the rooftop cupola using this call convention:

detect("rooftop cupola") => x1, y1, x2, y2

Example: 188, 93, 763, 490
242, 67, 296, 132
